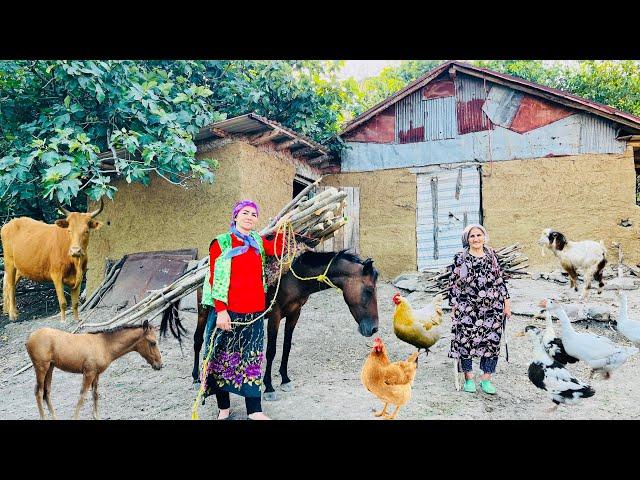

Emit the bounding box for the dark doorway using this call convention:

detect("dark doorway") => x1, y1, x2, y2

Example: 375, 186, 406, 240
293, 179, 307, 199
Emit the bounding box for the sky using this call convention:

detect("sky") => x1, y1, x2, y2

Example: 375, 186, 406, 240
339, 60, 401, 80
339, 60, 580, 81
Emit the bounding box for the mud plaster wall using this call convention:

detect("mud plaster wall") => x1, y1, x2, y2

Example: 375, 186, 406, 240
86, 141, 294, 294
481, 148, 640, 271
322, 169, 417, 280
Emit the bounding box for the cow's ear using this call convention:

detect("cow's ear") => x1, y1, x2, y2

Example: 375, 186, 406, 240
89, 220, 103, 230
142, 320, 149, 331
55, 219, 69, 228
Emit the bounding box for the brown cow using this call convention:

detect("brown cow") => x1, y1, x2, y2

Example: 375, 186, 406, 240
1, 199, 104, 322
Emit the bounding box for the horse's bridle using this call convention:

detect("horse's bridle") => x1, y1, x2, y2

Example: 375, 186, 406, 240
288, 253, 342, 291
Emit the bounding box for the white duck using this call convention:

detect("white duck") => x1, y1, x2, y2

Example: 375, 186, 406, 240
541, 299, 639, 379
541, 310, 579, 365
524, 325, 595, 411
616, 292, 640, 347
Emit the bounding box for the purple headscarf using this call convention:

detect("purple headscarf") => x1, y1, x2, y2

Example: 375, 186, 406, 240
230, 200, 259, 228
223, 200, 261, 260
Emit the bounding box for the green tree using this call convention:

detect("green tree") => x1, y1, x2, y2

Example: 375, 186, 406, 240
0, 60, 355, 221
0, 60, 220, 220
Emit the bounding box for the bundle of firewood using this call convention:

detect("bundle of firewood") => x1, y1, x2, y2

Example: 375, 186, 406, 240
80, 177, 348, 330
418, 243, 529, 295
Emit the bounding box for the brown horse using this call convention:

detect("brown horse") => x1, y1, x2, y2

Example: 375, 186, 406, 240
186, 250, 379, 401
25, 320, 162, 420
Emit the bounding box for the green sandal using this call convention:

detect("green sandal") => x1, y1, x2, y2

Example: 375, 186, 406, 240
463, 379, 477, 393
480, 380, 496, 395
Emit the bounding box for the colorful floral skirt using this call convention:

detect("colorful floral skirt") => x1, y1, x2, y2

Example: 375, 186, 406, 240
203, 309, 265, 399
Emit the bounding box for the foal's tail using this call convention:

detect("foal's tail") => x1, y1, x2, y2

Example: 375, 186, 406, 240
160, 302, 187, 345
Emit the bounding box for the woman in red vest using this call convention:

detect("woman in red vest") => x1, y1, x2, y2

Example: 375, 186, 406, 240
203, 200, 288, 420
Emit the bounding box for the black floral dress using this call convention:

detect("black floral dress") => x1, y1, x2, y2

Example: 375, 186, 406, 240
447, 249, 510, 359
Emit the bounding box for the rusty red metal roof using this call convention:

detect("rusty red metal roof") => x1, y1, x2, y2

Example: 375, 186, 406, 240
342, 61, 640, 136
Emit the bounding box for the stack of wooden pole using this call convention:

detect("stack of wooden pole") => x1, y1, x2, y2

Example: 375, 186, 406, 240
418, 243, 529, 295
80, 177, 349, 330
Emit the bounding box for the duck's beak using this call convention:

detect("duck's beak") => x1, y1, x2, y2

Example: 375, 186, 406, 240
515, 331, 526, 338
538, 299, 548, 308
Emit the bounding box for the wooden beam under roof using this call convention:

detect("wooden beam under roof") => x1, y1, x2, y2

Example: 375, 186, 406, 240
275, 139, 299, 151
249, 129, 285, 145
291, 146, 317, 158
307, 154, 330, 165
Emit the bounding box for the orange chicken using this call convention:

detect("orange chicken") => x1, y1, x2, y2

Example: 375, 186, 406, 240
360, 337, 420, 419
392, 293, 444, 352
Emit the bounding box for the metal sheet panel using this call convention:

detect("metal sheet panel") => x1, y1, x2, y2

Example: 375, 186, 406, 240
341, 112, 624, 172
396, 89, 426, 143
99, 249, 198, 308
510, 95, 575, 133
344, 105, 395, 143
423, 79, 455, 100
482, 85, 523, 128
416, 167, 481, 270
455, 76, 492, 134
579, 113, 625, 154
424, 96, 457, 141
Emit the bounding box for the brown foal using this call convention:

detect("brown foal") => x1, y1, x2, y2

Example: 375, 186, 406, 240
25, 320, 162, 420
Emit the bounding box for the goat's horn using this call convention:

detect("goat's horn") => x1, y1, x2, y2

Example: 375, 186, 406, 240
54, 197, 72, 216
88, 198, 104, 218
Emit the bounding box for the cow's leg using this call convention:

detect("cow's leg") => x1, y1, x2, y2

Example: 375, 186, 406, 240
279, 308, 301, 390
74, 371, 95, 419
43, 364, 57, 420
51, 274, 68, 323
4, 258, 18, 320
263, 312, 282, 401
70, 285, 81, 322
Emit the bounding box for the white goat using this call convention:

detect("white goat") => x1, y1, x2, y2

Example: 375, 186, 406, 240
538, 228, 607, 300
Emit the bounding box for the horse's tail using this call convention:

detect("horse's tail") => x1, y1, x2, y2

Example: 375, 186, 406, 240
160, 302, 187, 345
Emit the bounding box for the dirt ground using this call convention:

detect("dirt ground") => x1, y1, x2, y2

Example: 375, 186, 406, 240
1, 278, 639, 420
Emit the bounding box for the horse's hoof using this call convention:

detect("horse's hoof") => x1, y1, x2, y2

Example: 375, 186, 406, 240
280, 382, 293, 392
263, 391, 277, 402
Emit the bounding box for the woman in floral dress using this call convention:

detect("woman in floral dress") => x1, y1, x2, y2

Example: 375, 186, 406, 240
201, 200, 289, 420
447, 224, 511, 395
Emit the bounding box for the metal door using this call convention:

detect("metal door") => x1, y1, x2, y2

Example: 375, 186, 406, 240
416, 166, 481, 270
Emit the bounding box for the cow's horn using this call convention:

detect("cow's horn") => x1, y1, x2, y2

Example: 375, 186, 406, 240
88, 198, 104, 218
54, 197, 72, 216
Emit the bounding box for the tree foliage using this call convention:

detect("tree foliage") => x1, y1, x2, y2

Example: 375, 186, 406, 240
0, 60, 221, 220
0, 60, 353, 221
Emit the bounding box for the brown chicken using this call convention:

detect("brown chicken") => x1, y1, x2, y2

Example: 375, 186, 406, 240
392, 293, 444, 352
360, 337, 420, 419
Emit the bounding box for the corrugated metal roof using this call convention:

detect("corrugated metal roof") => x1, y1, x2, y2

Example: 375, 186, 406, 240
197, 113, 330, 157
396, 90, 426, 143
342, 61, 640, 136
579, 114, 621, 154
455, 76, 492, 134
424, 97, 457, 141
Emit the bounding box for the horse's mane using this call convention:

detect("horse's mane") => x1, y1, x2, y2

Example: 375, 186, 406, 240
89, 324, 144, 335
297, 249, 379, 281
